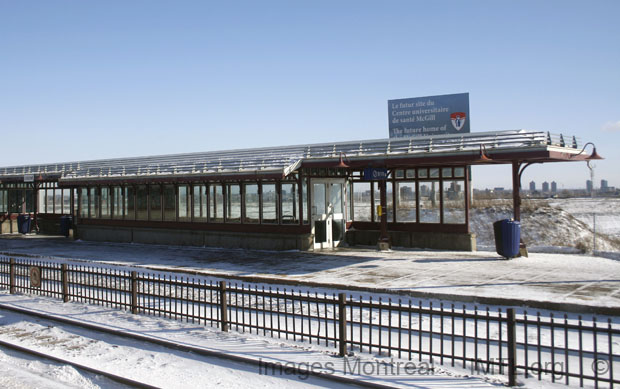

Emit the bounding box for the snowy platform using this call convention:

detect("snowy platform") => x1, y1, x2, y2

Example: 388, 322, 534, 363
1, 235, 619, 311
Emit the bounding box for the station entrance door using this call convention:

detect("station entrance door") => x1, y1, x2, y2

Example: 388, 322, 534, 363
311, 179, 346, 250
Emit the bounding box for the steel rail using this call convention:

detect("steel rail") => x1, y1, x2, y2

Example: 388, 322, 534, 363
0, 338, 160, 389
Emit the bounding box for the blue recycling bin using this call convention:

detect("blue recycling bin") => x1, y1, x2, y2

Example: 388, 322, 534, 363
493, 219, 521, 259
59, 215, 72, 237
17, 214, 31, 234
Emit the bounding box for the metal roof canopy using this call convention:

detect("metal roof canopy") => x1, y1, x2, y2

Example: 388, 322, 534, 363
0, 130, 594, 184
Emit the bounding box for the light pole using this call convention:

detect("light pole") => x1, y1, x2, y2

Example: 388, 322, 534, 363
587, 160, 596, 253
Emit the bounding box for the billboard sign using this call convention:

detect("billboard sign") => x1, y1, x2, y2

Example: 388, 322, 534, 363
388, 93, 470, 138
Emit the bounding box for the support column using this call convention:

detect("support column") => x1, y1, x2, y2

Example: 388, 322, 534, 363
33, 182, 39, 233
512, 162, 521, 221
377, 179, 390, 250
512, 161, 528, 256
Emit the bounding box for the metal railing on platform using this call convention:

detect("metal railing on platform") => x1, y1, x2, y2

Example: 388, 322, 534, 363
1, 256, 615, 388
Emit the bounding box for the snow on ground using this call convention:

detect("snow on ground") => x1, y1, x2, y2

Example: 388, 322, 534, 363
2, 236, 620, 308
0, 293, 499, 389
471, 197, 620, 253
548, 197, 620, 239
0, 348, 110, 389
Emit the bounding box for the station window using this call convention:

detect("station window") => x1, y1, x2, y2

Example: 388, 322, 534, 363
112, 186, 123, 219
442, 168, 452, 178
281, 182, 299, 224
331, 182, 344, 216
395, 181, 416, 222
62, 189, 71, 214
125, 186, 135, 220
443, 180, 466, 224
261, 183, 278, 224
226, 184, 241, 223
163, 184, 176, 221
55, 189, 62, 214
312, 183, 325, 217
101, 187, 110, 218
46, 189, 54, 213
8, 189, 21, 213
149, 185, 162, 221
386, 182, 393, 222
0, 190, 7, 213
244, 183, 259, 223
302, 178, 309, 225
352, 182, 371, 221
209, 184, 223, 223
79, 188, 88, 218
90, 187, 99, 218
177, 185, 190, 222
192, 185, 207, 222
0, 190, 6, 213
373, 183, 381, 222
38, 189, 46, 213
419, 181, 440, 223
373, 182, 393, 222
136, 185, 148, 220
346, 181, 353, 222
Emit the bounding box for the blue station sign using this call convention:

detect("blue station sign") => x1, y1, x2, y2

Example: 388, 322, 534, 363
388, 93, 470, 138
363, 168, 388, 180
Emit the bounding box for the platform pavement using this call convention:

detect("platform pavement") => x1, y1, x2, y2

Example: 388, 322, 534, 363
1, 234, 619, 314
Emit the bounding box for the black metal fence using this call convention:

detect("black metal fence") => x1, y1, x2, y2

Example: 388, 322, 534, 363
0, 256, 617, 388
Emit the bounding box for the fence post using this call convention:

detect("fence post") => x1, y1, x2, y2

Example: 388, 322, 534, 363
507, 308, 517, 387
338, 293, 347, 357
9, 258, 15, 294
131, 271, 138, 314
61, 264, 69, 302
219, 281, 228, 332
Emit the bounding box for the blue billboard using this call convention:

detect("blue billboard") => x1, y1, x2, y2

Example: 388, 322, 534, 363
388, 93, 470, 138
363, 168, 388, 180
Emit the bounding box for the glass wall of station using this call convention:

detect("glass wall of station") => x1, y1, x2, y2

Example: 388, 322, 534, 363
37, 182, 74, 215
77, 175, 309, 226
350, 166, 467, 225
0, 183, 35, 214
74, 166, 466, 229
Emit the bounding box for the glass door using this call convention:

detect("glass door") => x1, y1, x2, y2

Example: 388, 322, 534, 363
311, 179, 346, 249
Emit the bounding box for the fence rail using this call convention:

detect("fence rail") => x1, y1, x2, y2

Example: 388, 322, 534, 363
0, 256, 617, 388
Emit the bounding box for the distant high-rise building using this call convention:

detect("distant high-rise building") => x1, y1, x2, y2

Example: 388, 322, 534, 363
542, 181, 550, 192
587, 180, 593, 193
601, 179, 609, 192
529, 181, 536, 192
551, 181, 557, 193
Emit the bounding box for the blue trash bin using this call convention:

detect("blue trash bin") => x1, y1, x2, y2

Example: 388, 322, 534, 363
493, 219, 521, 258
59, 216, 72, 237
17, 215, 31, 234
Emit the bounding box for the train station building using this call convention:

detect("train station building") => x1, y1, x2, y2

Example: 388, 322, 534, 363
0, 130, 599, 251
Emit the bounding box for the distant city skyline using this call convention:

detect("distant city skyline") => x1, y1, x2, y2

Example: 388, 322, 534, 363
521, 178, 613, 191
480, 177, 614, 192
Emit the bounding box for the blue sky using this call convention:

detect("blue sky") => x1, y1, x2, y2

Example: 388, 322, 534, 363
1, 1, 618, 189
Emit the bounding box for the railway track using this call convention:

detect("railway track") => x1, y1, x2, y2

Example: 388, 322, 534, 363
0, 303, 389, 389
0, 337, 159, 388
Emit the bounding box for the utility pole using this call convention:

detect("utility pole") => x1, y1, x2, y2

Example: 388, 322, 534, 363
587, 161, 597, 253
